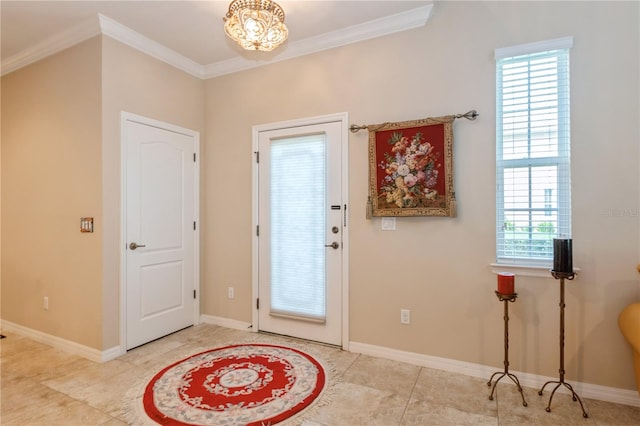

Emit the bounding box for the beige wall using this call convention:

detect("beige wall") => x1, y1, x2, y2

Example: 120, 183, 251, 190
203, 1, 639, 390
1, 0, 638, 392
0, 36, 205, 351
1, 38, 103, 348
101, 37, 205, 349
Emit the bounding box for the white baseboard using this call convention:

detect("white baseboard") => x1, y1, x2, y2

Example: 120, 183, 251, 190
0, 320, 123, 363
101, 345, 125, 362
199, 314, 253, 331
349, 341, 640, 408
3, 316, 637, 407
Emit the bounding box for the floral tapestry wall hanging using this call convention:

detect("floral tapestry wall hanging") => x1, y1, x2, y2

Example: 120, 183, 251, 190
367, 115, 456, 217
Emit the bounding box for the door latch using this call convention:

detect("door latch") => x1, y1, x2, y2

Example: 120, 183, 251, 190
129, 242, 146, 250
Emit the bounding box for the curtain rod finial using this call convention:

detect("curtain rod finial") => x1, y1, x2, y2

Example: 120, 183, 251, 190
461, 110, 479, 120
454, 110, 479, 121
350, 124, 367, 133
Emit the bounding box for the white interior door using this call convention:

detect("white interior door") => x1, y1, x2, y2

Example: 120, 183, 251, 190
255, 117, 346, 346
123, 114, 199, 350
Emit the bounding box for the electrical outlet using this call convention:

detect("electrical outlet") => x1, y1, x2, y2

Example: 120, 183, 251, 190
43, 296, 49, 310
400, 309, 410, 324
228, 287, 235, 299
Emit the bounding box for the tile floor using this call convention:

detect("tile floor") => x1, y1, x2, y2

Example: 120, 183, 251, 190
1, 323, 639, 425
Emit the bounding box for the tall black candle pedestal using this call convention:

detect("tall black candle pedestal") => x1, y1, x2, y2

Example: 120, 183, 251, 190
538, 271, 589, 418
487, 291, 527, 407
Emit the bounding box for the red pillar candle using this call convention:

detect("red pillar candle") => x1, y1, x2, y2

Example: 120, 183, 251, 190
497, 272, 515, 294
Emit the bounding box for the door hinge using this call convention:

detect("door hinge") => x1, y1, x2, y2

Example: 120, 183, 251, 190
193, 221, 196, 230
256, 298, 260, 309
254, 151, 259, 163
256, 225, 259, 236
193, 153, 196, 162
193, 289, 196, 299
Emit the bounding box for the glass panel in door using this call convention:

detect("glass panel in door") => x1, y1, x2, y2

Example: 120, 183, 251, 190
270, 135, 327, 321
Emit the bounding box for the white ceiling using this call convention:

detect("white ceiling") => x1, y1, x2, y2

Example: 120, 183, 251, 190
1, 0, 434, 78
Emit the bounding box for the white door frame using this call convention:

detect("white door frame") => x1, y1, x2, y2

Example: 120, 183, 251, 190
119, 111, 200, 353
251, 112, 350, 350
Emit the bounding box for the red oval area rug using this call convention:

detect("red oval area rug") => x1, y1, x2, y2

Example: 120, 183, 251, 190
143, 343, 325, 425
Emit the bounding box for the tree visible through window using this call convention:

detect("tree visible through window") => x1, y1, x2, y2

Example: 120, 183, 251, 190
495, 37, 572, 265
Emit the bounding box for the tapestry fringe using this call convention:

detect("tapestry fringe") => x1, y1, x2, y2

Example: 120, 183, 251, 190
123, 379, 158, 426
365, 196, 373, 220
449, 192, 457, 218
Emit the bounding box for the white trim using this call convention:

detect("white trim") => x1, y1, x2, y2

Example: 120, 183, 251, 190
252, 112, 351, 134
490, 263, 581, 278
495, 45, 572, 264
349, 341, 640, 408
119, 113, 128, 357
204, 4, 433, 78
251, 124, 260, 335
101, 345, 125, 362
340, 113, 351, 352
491, 263, 553, 278
495, 36, 574, 59
200, 314, 252, 331
1, 16, 100, 76
98, 14, 205, 79
120, 112, 201, 354
0, 320, 124, 363
2, 5, 433, 79
252, 112, 350, 349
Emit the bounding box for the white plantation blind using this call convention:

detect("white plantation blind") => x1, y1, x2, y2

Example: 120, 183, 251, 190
269, 134, 327, 321
496, 37, 572, 264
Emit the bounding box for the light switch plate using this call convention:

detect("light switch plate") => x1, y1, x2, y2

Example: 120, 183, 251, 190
80, 217, 94, 233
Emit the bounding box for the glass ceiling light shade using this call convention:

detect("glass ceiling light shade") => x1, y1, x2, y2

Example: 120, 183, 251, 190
223, 0, 289, 52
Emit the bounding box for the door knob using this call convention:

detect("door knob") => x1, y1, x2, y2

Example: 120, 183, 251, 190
325, 242, 339, 249
129, 242, 146, 250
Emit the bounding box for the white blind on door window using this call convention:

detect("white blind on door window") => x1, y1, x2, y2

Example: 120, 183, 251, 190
270, 134, 326, 321
496, 37, 572, 264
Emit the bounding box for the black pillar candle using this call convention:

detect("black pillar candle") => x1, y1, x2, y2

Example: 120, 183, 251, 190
553, 238, 573, 274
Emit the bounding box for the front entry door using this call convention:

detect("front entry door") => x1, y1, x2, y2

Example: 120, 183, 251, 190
123, 113, 199, 350
255, 116, 346, 346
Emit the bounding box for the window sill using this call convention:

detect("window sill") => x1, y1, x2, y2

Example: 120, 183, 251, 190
490, 263, 580, 278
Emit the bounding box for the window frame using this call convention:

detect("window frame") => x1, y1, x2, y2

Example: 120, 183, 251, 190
495, 37, 573, 271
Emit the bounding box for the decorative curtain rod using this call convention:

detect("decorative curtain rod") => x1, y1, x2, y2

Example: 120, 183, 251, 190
349, 109, 479, 133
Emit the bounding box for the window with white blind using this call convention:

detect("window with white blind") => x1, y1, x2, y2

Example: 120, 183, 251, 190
495, 37, 572, 266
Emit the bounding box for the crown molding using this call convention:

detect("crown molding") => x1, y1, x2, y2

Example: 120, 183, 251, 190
204, 4, 434, 78
1, 16, 100, 76
98, 14, 205, 79
1, 3, 433, 80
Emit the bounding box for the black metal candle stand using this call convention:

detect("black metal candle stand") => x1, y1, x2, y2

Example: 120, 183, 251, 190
487, 291, 527, 407
538, 271, 589, 418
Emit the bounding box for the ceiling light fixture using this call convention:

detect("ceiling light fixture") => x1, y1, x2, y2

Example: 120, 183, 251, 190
223, 0, 289, 52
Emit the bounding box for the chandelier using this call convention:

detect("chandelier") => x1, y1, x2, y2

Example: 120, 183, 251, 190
223, 0, 289, 52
